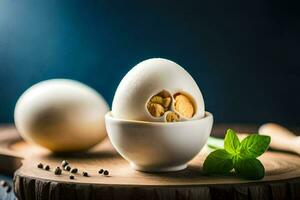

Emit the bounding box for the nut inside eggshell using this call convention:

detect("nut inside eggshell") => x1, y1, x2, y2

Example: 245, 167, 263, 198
165, 111, 180, 122
146, 90, 172, 117
173, 93, 195, 119
146, 90, 196, 122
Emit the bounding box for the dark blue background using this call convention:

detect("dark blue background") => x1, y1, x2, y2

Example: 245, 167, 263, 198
0, 0, 298, 124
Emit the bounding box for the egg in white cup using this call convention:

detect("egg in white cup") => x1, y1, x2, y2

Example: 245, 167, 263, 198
106, 58, 213, 172
105, 111, 213, 172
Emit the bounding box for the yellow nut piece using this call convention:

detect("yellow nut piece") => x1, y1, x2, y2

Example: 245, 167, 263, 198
162, 97, 172, 110
165, 112, 180, 122
149, 96, 164, 104
157, 90, 170, 98
147, 102, 165, 117
174, 94, 195, 118
150, 94, 171, 109
147, 90, 172, 118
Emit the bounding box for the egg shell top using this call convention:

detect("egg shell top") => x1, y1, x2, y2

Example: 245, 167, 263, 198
112, 58, 205, 122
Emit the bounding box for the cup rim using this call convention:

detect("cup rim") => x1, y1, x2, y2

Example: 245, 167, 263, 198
105, 111, 213, 125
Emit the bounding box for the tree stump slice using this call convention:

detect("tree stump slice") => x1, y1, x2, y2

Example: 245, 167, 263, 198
0, 125, 300, 200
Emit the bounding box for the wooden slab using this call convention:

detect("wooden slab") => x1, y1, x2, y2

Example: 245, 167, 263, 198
1, 125, 300, 200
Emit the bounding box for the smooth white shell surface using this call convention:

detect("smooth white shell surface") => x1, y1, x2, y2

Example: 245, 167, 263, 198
14, 79, 109, 152
112, 58, 205, 121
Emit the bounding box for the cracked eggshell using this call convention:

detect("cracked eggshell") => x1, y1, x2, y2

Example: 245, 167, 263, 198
112, 58, 205, 121
14, 79, 109, 152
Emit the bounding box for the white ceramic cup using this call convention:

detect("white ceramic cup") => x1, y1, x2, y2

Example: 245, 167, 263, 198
105, 111, 213, 172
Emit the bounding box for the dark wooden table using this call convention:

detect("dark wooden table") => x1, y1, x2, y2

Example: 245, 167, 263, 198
1, 124, 300, 200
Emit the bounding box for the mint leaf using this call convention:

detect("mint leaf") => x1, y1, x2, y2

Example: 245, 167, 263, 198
234, 158, 265, 180
203, 149, 233, 175
203, 129, 270, 180
224, 129, 240, 154
238, 134, 271, 158
207, 144, 221, 150
207, 137, 224, 150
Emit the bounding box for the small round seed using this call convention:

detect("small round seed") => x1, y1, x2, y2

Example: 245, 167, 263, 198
37, 163, 43, 169
54, 167, 62, 175
0, 180, 8, 187
98, 169, 104, 174
44, 165, 50, 170
71, 168, 78, 174
69, 175, 75, 180
64, 165, 71, 171
61, 160, 69, 167
82, 172, 89, 177
103, 170, 109, 176
6, 186, 11, 193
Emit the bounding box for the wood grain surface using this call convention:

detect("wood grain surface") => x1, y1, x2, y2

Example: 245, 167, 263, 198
1, 125, 300, 200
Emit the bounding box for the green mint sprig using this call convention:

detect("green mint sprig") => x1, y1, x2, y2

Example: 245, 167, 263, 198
203, 129, 271, 180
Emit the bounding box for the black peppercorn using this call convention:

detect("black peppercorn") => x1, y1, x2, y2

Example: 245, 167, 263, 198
61, 160, 69, 168
54, 167, 62, 175
69, 175, 75, 180
64, 165, 71, 171
6, 186, 11, 193
71, 168, 78, 173
103, 170, 109, 176
98, 169, 104, 174
37, 163, 43, 169
0, 180, 8, 187
44, 165, 50, 170
82, 172, 89, 177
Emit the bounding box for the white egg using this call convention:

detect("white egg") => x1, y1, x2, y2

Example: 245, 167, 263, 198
14, 79, 109, 152
112, 58, 205, 122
